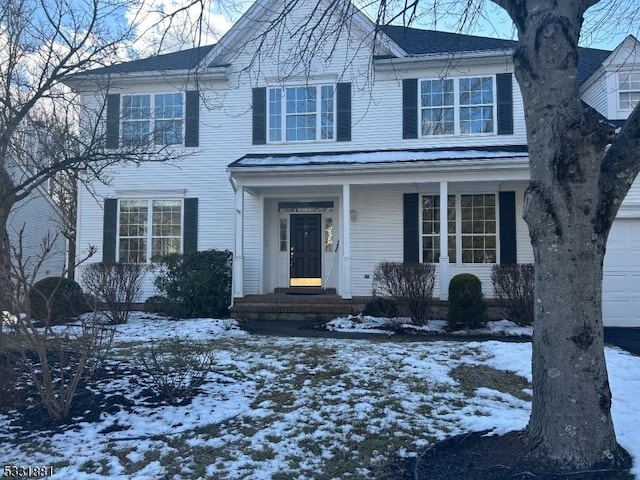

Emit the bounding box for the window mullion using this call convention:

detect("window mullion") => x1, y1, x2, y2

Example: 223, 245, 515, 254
454, 80, 460, 136
316, 86, 322, 141
147, 200, 153, 263
455, 194, 461, 265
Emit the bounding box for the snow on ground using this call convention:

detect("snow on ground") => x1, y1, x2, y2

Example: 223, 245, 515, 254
326, 315, 533, 337
0, 314, 637, 479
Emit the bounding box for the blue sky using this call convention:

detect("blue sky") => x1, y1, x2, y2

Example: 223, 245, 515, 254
126, 0, 638, 56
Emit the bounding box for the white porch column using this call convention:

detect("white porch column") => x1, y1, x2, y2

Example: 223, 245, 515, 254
342, 184, 352, 299
439, 181, 450, 300
233, 186, 244, 299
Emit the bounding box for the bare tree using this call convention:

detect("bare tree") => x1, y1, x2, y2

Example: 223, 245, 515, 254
167, 0, 639, 474
0, 0, 184, 305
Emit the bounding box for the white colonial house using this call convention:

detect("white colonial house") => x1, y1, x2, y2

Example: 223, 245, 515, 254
66, 0, 640, 326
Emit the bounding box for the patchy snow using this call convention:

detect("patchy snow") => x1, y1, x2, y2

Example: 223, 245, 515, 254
325, 315, 533, 337
235, 149, 529, 167
0, 313, 638, 479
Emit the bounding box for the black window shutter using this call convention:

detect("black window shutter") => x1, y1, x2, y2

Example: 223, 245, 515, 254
403, 193, 419, 262
105, 94, 120, 149
499, 191, 517, 264
252, 87, 267, 145
496, 73, 514, 135
103, 199, 118, 262
183, 198, 198, 253
336, 82, 351, 142
402, 79, 418, 139
185, 90, 199, 147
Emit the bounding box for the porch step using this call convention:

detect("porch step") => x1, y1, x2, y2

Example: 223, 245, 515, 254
230, 294, 367, 321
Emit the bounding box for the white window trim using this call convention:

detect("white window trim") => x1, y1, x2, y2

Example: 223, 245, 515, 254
120, 92, 186, 146
617, 71, 640, 111
116, 198, 185, 263
420, 192, 501, 265
267, 85, 337, 144
418, 75, 497, 137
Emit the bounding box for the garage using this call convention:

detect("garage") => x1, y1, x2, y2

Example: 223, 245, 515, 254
603, 216, 640, 327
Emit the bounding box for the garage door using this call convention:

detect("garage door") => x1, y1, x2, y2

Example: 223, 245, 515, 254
603, 218, 640, 327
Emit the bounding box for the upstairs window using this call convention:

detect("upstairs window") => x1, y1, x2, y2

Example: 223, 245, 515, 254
268, 85, 335, 142
619, 72, 640, 111
420, 76, 495, 136
121, 93, 184, 146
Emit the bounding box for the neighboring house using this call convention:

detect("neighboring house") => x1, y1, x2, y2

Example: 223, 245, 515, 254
7, 161, 67, 283
67, 0, 640, 326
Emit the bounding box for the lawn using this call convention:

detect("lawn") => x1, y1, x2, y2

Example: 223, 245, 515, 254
1, 313, 639, 480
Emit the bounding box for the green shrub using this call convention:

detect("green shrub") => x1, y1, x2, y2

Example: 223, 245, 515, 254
363, 296, 399, 318
144, 295, 169, 314
29, 277, 88, 324
154, 250, 233, 319
491, 264, 534, 326
447, 273, 488, 330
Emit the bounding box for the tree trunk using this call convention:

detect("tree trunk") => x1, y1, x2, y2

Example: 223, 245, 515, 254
510, 3, 629, 470
0, 201, 14, 322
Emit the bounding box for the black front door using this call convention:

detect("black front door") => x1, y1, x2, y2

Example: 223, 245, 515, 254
290, 214, 322, 286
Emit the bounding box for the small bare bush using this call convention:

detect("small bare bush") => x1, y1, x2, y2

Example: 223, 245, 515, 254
3, 232, 113, 420
491, 264, 534, 326
371, 262, 435, 324
133, 338, 215, 405
10, 316, 115, 419
81, 262, 146, 324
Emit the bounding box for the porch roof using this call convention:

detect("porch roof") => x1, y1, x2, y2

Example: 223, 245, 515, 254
228, 145, 529, 169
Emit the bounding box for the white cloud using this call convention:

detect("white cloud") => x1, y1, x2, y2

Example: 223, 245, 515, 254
125, 0, 238, 56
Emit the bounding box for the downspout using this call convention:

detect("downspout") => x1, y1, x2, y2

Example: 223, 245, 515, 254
227, 171, 237, 309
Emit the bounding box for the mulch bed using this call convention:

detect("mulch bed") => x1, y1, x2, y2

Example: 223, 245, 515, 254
411, 430, 633, 480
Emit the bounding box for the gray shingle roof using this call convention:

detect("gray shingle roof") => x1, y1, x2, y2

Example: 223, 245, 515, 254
80, 25, 611, 86
81, 44, 215, 76
379, 25, 611, 85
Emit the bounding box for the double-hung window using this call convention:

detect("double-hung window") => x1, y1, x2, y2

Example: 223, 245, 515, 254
118, 199, 182, 263
421, 193, 497, 264
460, 194, 496, 263
420, 76, 495, 136
121, 93, 184, 146
268, 85, 335, 142
619, 72, 640, 111
422, 195, 456, 262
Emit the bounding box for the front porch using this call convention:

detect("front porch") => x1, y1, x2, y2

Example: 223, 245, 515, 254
230, 293, 507, 322
230, 293, 368, 321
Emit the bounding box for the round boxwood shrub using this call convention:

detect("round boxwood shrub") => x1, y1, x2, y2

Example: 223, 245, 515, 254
363, 296, 399, 318
447, 273, 488, 330
29, 277, 88, 324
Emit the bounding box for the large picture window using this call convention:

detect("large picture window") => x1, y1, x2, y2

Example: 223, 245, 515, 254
421, 193, 497, 264
119, 199, 182, 263
619, 72, 640, 111
268, 85, 335, 142
420, 76, 495, 136
121, 93, 184, 146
